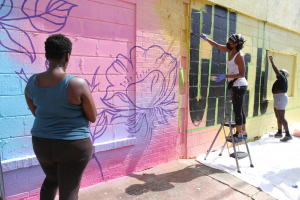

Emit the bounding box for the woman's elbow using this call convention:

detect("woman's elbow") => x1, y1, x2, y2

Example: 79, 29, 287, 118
90, 113, 97, 123
90, 116, 96, 123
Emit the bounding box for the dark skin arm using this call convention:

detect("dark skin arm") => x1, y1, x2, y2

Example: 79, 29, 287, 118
268, 56, 281, 76
67, 77, 97, 123
206, 38, 231, 53
205, 38, 245, 78
25, 84, 37, 117
269, 56, 285, 94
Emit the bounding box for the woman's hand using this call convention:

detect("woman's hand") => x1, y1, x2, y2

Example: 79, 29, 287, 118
269, 55, 280, 76
198, 34, 208, 41
269, 56, 273, 63
215, 74, 226, 82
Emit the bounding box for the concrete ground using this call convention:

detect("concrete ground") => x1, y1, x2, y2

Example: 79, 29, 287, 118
73, 159, 276, 200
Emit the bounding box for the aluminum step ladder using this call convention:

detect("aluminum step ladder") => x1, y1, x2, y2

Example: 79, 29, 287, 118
204, 101, 254, 173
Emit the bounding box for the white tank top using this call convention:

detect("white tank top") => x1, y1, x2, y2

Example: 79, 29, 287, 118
227, 51, 248, 87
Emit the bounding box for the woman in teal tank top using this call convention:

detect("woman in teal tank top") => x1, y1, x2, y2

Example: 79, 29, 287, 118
25, 34, 97, 200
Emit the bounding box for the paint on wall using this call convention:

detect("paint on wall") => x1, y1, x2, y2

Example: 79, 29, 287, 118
188, 4, 272, 129
189, 5, 238, 127
0, 0, 77, 63
1, 1, 179, 197
189, 9, 205, 126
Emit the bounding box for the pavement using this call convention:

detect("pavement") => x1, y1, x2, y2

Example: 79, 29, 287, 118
74, 159, 276, 200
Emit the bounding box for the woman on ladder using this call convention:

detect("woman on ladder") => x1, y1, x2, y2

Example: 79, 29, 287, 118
199, 33, 248, 140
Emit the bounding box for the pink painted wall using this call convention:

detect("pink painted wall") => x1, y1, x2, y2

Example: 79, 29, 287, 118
1, 0, 184, 199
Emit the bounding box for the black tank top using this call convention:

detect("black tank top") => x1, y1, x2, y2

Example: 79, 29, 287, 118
272, 73, 288, 92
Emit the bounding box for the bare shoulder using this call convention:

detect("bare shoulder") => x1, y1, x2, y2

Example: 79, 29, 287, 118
235, 52, 245, 65
237, 52, 245, 60
68, 76, 89, 90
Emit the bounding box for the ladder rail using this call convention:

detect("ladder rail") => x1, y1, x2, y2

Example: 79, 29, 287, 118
225, 101, 241, 173
204, 118, 226, 160
204, 100, 254, 173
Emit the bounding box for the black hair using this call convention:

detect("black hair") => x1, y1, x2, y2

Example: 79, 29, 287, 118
229, 33, 245, 51
45, 34, 72, 60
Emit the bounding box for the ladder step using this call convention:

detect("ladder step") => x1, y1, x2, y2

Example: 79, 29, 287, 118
224, 121, 236, 128
230, 151, 248, 159
207, 145, 225, 153
226, 137, 246, 143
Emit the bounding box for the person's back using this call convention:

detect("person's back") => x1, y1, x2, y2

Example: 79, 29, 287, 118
25, 34, 97, 200
27, 73, 90, 139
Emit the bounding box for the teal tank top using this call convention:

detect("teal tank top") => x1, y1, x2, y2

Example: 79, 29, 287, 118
27, 74, 90, 140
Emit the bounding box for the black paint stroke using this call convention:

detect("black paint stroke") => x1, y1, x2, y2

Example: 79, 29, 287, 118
206, 5, 228, 127
260, 52, 269, 114
253, 48, 262, 116
189, 9, 205, 126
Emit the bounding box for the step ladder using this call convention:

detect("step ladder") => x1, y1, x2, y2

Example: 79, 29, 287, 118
204, 100, 254, 173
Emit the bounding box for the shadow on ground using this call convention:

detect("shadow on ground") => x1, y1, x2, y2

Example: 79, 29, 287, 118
125, 164, 219, 196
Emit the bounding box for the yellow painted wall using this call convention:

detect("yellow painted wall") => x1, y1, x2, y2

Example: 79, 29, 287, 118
205, 0, 300, 33
151, 0, 300, 157
186, 0, 300, 156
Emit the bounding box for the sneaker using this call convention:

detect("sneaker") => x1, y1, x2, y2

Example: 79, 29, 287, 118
227, 135, 241, 143
274, 132, 283, 138
237, 130, 248, 140
280, 135, 292, 142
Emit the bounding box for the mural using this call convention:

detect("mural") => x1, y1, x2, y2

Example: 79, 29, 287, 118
189, 4, 269, 128
0, 0, 77, 62
15, 45, 178, 179
7, 0, 178, 181
0, 0, 179, 183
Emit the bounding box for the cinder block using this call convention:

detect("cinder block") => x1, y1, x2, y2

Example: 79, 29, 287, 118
5, 188, 21, 199
7, 192, 29, 200
24, 115, 34, 136
0, 75, 23, 95
114, 24, 135, 42
81, 57, 113, 75
2, 136, 34, 160
61, 16, 82, 37
82, 20, 115, 40
0, 117, 25, 139
71, 37, 98, 56
98, 40, 129, 57
69, 0, 99, 20
0, 96, 31, 117
28, 175, 45, 184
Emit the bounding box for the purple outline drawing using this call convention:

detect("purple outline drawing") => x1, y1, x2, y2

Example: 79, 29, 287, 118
16, 45, 178, 180
1, 0, 77, 63
9, 0, 178, 183
94, 45, 178, 142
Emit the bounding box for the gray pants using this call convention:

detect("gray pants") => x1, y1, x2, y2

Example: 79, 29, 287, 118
32, 136, 93, 200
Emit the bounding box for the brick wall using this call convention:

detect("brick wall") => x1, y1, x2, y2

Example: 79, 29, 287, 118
0, 0, 188, 199
1, 0, 300, 199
